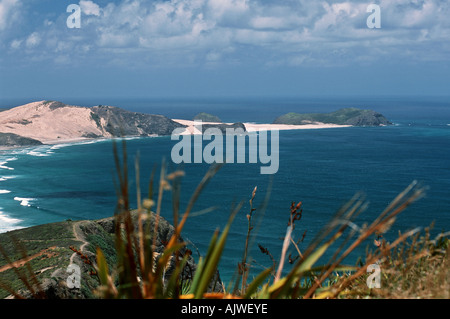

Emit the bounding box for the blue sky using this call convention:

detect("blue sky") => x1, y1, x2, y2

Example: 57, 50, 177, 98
0, 0, 449, 102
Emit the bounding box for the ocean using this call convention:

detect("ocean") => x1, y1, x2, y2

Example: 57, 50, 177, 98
1, 96, 449, 283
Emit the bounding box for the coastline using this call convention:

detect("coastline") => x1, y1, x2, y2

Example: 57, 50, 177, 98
0, 135, 162, 152
172, 119, 352, 134
0, 137, 95, 152
1, 120, 352, 151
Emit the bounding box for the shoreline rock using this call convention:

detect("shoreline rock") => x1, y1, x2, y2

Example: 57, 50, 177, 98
0, 132, 43, 147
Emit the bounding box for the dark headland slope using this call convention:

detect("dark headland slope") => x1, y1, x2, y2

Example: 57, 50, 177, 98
0, 132, 43, 147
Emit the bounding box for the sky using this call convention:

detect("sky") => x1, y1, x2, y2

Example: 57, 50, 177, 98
0, 0, 449, 102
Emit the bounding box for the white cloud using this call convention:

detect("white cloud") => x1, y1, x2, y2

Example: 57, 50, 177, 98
0, 0, 20, 31
25, 32, 41, 48
4, 0, 450, 67
80, 0, 101, 16
207, 0, 250, 24
250, 16, 293, 30
10, 38, 21, 49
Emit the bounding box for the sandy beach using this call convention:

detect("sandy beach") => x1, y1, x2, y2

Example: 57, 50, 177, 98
0, 118, 351, 151
172, 119, 351, 135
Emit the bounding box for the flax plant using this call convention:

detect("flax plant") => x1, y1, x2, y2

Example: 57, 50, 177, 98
94, 140, 440, 299
2, 139, 446, 300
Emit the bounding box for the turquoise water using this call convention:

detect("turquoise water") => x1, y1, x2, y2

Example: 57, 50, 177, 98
1, 97, 450, 283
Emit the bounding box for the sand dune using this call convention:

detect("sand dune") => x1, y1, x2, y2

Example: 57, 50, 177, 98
0, 101, 105, 143
0, 101, 181, 148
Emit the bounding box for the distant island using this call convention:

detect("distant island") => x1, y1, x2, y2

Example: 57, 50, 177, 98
193, 112, 222, 123
273, 108, 392, 126
0, 101, 392, 148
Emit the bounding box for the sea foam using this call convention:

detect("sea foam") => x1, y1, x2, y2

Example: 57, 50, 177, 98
26, 150, 50, 157
0, 157, 18, 170
14, 197, 35, 207
0, 208, 23, 233
0, 175, 17, 181
50, 138, 109, 151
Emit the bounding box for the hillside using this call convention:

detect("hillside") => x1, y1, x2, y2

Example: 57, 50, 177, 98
273, 108, 392, 126
0, 132, 43, 147
0, 101, 185, 146
0, 211, 222, 299
193, 112, 222, 123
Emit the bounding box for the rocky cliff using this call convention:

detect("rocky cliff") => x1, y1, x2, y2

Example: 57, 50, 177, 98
91, 105, 184, 137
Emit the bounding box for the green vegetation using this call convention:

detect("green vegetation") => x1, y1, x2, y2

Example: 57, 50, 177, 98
0, 221, 81, 298
44, 101, 67, 110
273, 108, 392, 126
16, 119, 32, 125
80, 223, 116, 270
0, 132, 43, 147
90, 112, 102, 129
342, 227, 449, 298
193, 112, 222, 123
